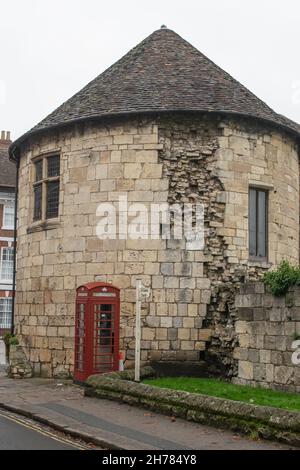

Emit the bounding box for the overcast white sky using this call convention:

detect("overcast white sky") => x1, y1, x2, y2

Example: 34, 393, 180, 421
0, 0, 299, 140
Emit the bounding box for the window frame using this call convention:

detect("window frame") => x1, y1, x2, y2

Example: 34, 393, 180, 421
248, 186, 269, 262
32, 153, 60, 223
2, 204, 15, 230
0, 297, 13, 330
0, 246, 14, 283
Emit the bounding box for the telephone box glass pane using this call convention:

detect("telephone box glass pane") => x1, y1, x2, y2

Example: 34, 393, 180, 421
94, 304, 115, 372
75, 303, 85, 371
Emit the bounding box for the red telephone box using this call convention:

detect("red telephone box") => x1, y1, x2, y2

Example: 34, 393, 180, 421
74, 282, 120, 382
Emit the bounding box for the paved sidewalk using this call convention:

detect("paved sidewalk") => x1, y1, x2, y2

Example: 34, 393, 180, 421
0, 373, 294, 450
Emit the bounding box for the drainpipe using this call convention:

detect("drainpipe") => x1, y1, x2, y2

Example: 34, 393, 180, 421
10, 146, 20, 335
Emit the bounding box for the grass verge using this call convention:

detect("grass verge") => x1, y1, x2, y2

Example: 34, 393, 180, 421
143, 377, 300, 412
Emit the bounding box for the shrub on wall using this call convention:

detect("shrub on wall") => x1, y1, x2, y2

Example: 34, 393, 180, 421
263, 260, 300, 296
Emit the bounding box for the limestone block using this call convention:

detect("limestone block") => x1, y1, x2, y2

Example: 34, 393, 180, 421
151, 179, 169, 191
156, 328, 168, 340
181, 341, 195, 351
39, 349, 52, 363
235, 321, 248, 334
158, 250, 181, 262
135, 179, 151, 191
186, 304, 197, 317
174, 263, 192, 276
145, 316, 160, 328
107, 164, 123, 179
156, 303, 168, 315
144, 263, 159, 275
178, 329, 190, 340
239, 334, 250, 348
164, 277, 179, 289
134, 134, 157, 145
175, 289, 193, 304
125, 263, 144, 274
158, 341, 170, 350
141, 163, 162, 179
195, 341, 206, 351
152, 276, 164, 288
248, 349, 259, 362
124, 163, 143, 179
160, 317, 172, 328
198, 329, 212, 341
260, 349, 271, 364
238, 361, 254, 380
86, 263, 114, 275
274, 366, 294, 385
69, 167, 87, 183
183, 318, 194, 328
93, 163, 108, 181
192, 263, 204, 277
160, 263, 173, 276
48, 338, 64, 350
201, 290, 211, 304
253, 364, 266, 381
266, 364, 274, 383
114, 135, 134, 145
168, 304, 177, 316
168, 329, 178, 341
233, 347, 248, 361
180, 277, 196, 289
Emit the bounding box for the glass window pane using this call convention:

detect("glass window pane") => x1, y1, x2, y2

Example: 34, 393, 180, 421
0, 248, 14, 281
35, 160, 43, 182
46, 180, 59, 219
47, 155, 60, 178
0, 298, 12, 330
249, 189, 257, 257
3, 205, 14, 228
33, 183, 42, 221
257, 191, 267, 258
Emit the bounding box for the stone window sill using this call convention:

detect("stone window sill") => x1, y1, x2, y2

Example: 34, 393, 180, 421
27, 218, 60, 234
247, 259, 272, 269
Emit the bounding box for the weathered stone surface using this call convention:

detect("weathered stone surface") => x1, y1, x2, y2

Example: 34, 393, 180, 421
235, 283, 300, 391
15, 113, 300, 378
85, 369, 300, 447
8, 345, 33, 379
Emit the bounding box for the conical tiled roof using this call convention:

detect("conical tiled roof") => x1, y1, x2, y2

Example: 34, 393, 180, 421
13, 27, 300, 148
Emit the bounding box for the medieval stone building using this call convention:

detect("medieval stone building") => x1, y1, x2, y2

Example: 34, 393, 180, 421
9, 28, 300, 381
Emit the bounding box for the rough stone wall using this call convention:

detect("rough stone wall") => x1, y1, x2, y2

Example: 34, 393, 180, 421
15, 113, 300, 378
205, 118, 299, 375
16, 117, 215, 377
158, 115, 227, 368
216, 118, 299, 266
158, 115, 300, 377
234, 282, 300, 392
16, 118, 164, 376
8, 345, 33, 379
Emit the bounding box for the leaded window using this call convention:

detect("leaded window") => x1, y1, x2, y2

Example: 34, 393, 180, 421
249, 188, 268, 259
33, 155, 60, 221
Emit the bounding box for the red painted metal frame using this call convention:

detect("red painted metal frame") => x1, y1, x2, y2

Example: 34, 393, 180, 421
74, 282, 120, 382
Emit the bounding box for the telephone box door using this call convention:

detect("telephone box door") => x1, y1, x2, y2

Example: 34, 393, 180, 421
74, 282, 120, 382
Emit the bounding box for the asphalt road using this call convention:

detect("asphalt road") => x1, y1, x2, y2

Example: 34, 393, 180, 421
0, 411, 85, 450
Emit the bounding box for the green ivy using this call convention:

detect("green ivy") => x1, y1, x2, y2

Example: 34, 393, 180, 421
263, 260, 300, 296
